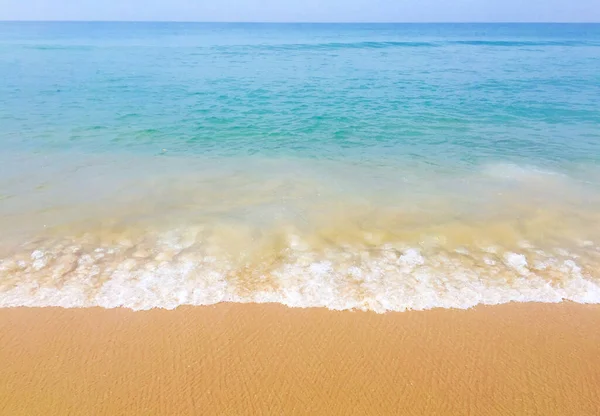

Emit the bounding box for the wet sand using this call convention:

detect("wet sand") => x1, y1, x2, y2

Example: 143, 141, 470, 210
1, 303, 599, 415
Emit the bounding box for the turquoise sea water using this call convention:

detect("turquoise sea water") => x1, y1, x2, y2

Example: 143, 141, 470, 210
1, 23, 600, 311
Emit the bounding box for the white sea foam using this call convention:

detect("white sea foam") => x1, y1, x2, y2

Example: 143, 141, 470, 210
482, 163, 564, 181
1, 232, 599, 313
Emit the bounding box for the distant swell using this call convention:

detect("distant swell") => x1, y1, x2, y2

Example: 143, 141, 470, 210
451, 40, 598, 47
267, 41, 439, 50
18, 40, 599, 53
238, 40, 599, 51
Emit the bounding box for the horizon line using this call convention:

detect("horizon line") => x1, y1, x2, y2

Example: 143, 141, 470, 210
1, 20, 599, 24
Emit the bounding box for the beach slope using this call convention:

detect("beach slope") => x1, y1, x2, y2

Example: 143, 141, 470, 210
1, 303, 599, 415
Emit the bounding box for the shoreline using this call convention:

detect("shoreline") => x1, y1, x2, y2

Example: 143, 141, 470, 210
1, 302, 599, 415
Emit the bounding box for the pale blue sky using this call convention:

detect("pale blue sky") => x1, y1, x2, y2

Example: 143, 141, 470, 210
1, 0, 599, 22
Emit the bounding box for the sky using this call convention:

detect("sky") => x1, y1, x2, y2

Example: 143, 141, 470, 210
0, 0, 599, 22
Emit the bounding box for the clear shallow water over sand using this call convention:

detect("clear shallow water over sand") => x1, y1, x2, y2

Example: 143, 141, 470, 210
1, 23, 600, 311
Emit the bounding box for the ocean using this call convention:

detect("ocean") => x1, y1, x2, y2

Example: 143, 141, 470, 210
1, 22, 600, 311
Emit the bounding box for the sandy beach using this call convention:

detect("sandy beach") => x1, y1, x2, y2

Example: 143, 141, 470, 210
1, 302, 599, 415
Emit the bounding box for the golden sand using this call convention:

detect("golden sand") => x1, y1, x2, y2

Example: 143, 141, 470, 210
1, 303, 599, 415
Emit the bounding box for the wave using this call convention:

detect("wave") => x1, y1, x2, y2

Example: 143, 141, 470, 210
14, 39, 598, 53
451, 40, 598, 47
481, 163, 566, 181
1, 230, 599, 312
22, 44, 95, 51
264, 41, 439, 50
223, 39, 599, 51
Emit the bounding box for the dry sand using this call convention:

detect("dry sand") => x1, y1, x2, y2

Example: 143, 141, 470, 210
1, 303, 599, 415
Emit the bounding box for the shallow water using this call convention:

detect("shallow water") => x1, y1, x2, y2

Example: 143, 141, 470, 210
1, 23, 600, 311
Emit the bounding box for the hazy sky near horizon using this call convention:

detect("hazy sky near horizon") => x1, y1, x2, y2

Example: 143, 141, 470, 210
1, 0, 599, 22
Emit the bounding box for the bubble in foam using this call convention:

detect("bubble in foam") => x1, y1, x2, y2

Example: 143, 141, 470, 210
483, 257, 496, 266
503, 252, 529, 276
454, 247, 472, 256
398, 249, 424, 268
